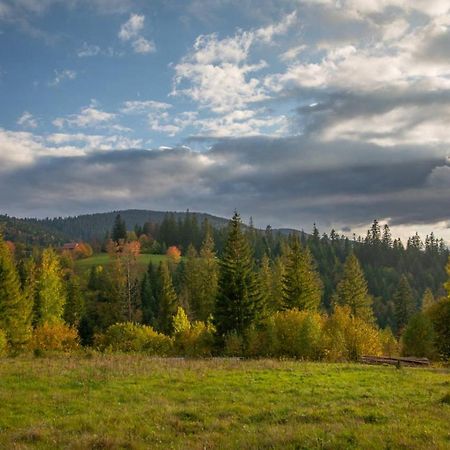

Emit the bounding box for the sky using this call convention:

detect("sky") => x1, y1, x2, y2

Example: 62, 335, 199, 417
1, 0, 450, 241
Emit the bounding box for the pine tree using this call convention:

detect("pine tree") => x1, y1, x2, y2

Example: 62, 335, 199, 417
0, 236, 32, 348
157, 261, 178, 334
185, 230, 219, 322
421, 288, 436, 311
282, 235, 322, 311
214, 212, 261, 337
258, 254, 272, 316
36, 248, 66, 325
393, 275, 415, 334
333, 253, 374, 322
141, 262, 159, 326
112, 214, 127, 243
64, 273, 85, 327
401, 312, 436, 358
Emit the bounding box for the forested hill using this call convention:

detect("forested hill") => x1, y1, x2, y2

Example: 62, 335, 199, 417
1, 209, 231, 243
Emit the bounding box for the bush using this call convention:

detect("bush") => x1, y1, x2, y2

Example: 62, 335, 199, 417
175, 321, 216, 357
0, 328, 7, 356
401, 313, 436, 359
379, 327, 399, 357
32, 322, 79, 352
172, 308, 215, 357
323, 306, 382, 361
263, 309, 324, 359
96, 322, 173, 355
223, 332, 244, 356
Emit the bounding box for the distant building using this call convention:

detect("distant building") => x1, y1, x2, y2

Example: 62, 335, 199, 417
62, 242, 80, 251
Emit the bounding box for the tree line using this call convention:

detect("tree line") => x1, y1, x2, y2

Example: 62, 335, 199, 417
0, 212, 449, 361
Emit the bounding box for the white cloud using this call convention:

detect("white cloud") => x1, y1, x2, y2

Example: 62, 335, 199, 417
121, 100, 172, 114
53, 102, 116, 129
118, 13, 144, 41
17, 111, 37, 128
77, 42, 101, 57
131, 37, 155, 54
255, 11, 297, 43
48, 69, 77, 86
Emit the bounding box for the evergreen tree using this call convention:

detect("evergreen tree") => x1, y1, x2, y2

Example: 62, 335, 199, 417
282, 235, 322, 311
36, 248, 66, 325
421, 288, 436, 311
215, 212, 261, 337
141, 262, 158, 326
333, 253, 374, 322
258, 254, 272, 316
157, 261, 178, 333
64, 273, 85, 327
393, 275, 415, 334
0, 236, 32, 348
112, 214, 127, 243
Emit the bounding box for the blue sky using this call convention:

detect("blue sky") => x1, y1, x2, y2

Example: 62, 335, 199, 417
1, 0, 450, 241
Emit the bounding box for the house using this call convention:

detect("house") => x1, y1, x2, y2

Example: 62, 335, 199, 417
62, 242, 80, 251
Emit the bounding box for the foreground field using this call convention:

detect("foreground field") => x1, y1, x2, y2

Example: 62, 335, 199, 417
1, 356, 449, 449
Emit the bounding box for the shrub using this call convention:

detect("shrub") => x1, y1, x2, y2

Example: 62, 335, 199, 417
379, 327, 399, 357
323, 306, 382, 361
266, 309, 324, 359
32, 322, 79, 352
401, 313, 436, 359
223, 332, 244, 356
172, 308, 215, 357
96, 322, 173, 355
0, 328, 7, 356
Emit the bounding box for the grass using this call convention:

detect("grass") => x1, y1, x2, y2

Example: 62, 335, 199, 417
0, 355, 449, 449
75, 253, 169, 273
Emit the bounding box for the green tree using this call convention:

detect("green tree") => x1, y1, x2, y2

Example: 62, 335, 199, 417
282, 235, 322, 311
0, 236, 32, 348
36, 248, 66, 325
215, 212, 261, 337
401, 312, 436, 358
393, 275, 415, 334
333, 253, 374, 322
258, 254, 272, 316
183, 231, 219, 322
112, 214, 127, 243
157, 261, 178, 334
426, 298, 450, 360
421, 288, 436, 312
141, 262, 159, 326
64, 273, 85, 327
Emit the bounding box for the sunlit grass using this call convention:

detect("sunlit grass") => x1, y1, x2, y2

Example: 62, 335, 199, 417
0, 355, 449, 449
74, 253, 168, 273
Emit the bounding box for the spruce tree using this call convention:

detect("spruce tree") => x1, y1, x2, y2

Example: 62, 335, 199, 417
282, 235, 322, 311
157, 261, 178, 333
421, 288, 435, 312
184, 230, 218, 322
214, 212, 261, 337
141, 262, 159, 326
64, 273, 85, 327
112, 214, 127, 243
393, 275, 415, 334
0, 236, 32, 348
258, 254, 272, 316
333, 253, 374, 322
36, 248, 66, 325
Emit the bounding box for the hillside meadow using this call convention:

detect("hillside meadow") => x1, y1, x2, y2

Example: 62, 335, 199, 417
74, 253, 169, 273
1, 355, 449, 449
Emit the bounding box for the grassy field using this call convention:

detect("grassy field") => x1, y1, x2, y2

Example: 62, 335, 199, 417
75, 253, 168, 273
0, 356, 449, 449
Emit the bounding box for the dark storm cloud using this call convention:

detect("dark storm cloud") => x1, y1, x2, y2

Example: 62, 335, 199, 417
1, 136, 448, 230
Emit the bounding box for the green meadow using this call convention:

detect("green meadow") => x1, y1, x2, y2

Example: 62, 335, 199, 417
74, 253, 168, 273
1, 355, 449, 449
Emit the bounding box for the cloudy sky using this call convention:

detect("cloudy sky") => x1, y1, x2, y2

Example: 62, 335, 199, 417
1, 0, 450, 240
